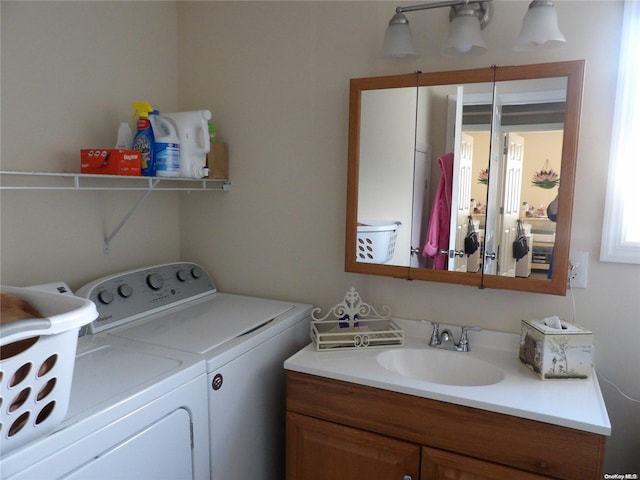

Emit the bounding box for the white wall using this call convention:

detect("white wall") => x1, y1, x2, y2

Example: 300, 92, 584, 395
1, 0, 638, 472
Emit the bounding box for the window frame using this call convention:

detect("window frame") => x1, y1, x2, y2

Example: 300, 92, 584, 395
600, 0, 640, 264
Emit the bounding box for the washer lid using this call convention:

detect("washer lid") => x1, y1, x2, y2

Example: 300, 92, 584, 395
68, 345, 179, 418
109, 293, 295, 357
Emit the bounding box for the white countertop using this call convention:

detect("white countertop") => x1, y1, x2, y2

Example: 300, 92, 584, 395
284, 319, 611, 435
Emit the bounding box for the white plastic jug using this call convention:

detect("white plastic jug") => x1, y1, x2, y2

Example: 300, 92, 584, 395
163, 110, 212, 178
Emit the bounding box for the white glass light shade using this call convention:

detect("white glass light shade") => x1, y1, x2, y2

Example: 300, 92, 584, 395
442, 11, 487, 56
513, 1, 566, 51
382, 13, 418, 58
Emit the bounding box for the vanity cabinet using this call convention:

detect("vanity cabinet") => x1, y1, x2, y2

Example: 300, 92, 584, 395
286, 371, 606, 480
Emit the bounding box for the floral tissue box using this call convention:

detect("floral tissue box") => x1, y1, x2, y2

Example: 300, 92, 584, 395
519, 318, 593, 380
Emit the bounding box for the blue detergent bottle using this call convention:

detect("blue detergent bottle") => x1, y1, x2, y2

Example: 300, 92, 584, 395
131, 102, 155, 176
149, 110, 181, 178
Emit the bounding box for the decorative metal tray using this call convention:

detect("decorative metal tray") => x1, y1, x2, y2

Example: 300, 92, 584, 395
310, 288, 403, 351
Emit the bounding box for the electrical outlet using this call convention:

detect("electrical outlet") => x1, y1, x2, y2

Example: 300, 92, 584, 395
568, 251, 589, 289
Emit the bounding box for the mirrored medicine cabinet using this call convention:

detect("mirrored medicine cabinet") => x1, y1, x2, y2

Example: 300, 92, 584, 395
345, 61, 585, 295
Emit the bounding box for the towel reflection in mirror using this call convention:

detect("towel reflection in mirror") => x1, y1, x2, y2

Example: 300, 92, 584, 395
422, 152, 454, 270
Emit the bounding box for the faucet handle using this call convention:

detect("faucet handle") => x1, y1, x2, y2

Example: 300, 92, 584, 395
457, 326, 482, 351
421, 320, 440, 346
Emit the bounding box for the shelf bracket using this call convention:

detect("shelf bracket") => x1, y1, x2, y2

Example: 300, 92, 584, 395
103, 180, 159, 254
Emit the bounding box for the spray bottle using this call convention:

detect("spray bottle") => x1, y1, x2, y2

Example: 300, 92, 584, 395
131, 101, 155, 176
149, 111, 181, 178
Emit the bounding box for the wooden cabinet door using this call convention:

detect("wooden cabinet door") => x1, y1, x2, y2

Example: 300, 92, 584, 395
286, 412, 420, 480
422, 446, 552, 480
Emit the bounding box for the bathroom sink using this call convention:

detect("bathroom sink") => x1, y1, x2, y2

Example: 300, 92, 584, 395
376, 348, 505, 386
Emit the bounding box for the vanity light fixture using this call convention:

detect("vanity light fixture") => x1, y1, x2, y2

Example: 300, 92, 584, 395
513, 0, 566, 51
382, 0, 566, 57
442, 3, 490, 56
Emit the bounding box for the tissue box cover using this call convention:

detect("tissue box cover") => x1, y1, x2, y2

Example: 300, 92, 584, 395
519, 319, 593, 380
81, 149, 141, 176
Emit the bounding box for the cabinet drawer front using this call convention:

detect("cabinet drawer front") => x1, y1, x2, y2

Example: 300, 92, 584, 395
423, 446, 552, 480
286, 412, 420, 480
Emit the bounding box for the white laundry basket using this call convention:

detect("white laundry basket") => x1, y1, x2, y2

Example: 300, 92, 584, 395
1, 285, 97, 454
356, 221, 401, 264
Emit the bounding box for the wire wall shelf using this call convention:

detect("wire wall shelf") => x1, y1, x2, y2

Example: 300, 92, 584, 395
0, 171, 231, 192
1, 171, 231, 254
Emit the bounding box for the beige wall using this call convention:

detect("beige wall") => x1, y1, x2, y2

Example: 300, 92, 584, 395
1, 1, 181, 286
1, 0, 638, 472
176, 1, 638, 471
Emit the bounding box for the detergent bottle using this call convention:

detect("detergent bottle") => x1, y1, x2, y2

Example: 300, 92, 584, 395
149, 111, 181, 178
114, 122, 133, 149
163, 110, 212, 178
131, 101, 155, 176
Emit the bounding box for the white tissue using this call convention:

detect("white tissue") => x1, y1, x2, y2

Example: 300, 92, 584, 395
543, 315, 563, 329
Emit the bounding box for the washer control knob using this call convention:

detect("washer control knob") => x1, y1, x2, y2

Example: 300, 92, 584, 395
118, 284, 133, 298
146, 273, 164, 290
191, 266, 202, 279
97, 289, 114, 305
176, 269, 189, 282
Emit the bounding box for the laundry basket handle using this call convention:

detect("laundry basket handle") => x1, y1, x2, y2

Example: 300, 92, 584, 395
1, 318, 52, 344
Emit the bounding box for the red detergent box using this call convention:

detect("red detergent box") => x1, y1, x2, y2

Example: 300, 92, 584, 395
81, 149, 141, 176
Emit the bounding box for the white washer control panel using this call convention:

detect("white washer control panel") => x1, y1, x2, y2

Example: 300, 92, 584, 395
76, 262, 216, 334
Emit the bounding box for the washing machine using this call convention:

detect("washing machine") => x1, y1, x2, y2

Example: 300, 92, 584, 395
0, 283, 210, 480
75, 262, 313, 480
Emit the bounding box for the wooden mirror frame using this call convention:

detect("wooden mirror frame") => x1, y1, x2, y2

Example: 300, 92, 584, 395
345, 60, 585, 295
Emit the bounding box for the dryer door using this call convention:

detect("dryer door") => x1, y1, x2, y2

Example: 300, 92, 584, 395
65, 408, 192, 479
10, 408, 194, 480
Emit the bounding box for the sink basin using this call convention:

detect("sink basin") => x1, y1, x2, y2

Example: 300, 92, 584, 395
376, 348, 505, 386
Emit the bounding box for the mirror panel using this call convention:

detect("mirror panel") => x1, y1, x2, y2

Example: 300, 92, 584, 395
346, 62, 584, 295
409, 68, 495, 287
346, 74, 418, 280
481, 61, 584, 294
411, 81, 497, 273
483, 76, 567, 280
357, 86, 417, 267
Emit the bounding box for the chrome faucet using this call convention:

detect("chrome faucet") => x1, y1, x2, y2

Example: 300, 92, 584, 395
422, 321, 481, 352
